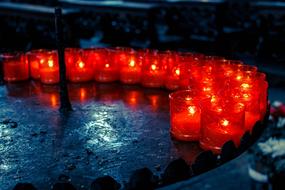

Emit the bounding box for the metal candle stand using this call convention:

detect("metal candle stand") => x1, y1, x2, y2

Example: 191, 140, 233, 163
55, 7, 72, 112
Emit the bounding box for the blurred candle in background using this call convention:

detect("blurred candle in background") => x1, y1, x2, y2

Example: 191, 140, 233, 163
1, 52, 29, 82
165, 52, 181, 90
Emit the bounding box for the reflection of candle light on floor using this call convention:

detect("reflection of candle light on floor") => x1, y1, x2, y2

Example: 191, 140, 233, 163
50, 94, 57, 108
127, 91, 138, 106
149, 95, 159, 110
80, 88, 86, 101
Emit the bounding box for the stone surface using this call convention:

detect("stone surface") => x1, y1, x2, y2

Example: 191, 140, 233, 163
0, 81, 203, 190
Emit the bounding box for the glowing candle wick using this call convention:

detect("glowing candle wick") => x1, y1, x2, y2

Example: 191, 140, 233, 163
236, 75, 242, 80
188, 106, 196, 115
175, 68, 180, 76
48, 60, 54, 68
78, 61, 85, 69
185, 96, 192, 101
151, 64, 156, 71
220, 119, 229, 127
129, 60, 135, 67
241, 83, 250, 89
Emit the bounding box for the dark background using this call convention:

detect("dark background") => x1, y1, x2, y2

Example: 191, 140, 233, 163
1, 0, 285, 89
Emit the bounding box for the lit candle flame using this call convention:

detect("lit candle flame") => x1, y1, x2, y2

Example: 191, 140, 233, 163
210, 96, 217, 103
243, 93, 251, 100
203, 87, 212, 92
236, 75, 242, 81
185, 96, 192, 101
220, 119, 229, 126
78, 61, 85, 69
40, 59, 44, 64
105, 63, 110, 68
151, 64, 156, 71
175, 68, 180, 76
241, 83, 250, 89
48, 60, 54, 68
129, 60, 135, 67
187, 106, 196, 115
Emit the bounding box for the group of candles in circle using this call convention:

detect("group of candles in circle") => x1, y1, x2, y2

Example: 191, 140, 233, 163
1, 47, 268, 153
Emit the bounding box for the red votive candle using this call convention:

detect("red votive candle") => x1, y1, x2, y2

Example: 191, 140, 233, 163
169, 90, 203, 141
179, 53, 203, 89
119, 50, 142, 84
165, 52, 181, 90
39, 51, 59, 84
94, 49, 119, 82
142, 51, 167, 88
1, 52, 29, 82
66, 48, 94, 82
230, 88, 260, 132
27, 49, 48, 79
200, 101, 245, 154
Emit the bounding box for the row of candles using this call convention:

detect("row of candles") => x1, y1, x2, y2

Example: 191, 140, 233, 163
0, 48, 268, 153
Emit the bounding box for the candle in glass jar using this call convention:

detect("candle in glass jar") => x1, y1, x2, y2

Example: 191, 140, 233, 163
200, 102, 245, 154
2, 53, 29, 82
142, 53, 166, 88
39, 51, 59, 84
120, 52, 142, 84
165, 66, 181, 90
94, 49, 119, 82
27, 50, 48, 79
170, 90, 202, 141
68, 49, 94, 82
239, 90, 261, 131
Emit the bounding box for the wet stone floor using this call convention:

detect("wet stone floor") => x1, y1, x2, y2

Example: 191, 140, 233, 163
0, 81, 203, 190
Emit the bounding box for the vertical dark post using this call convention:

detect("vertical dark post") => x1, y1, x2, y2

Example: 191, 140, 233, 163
55, 7, 72, 112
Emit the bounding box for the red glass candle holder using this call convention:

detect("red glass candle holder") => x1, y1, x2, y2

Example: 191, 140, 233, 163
230, 88, 260, 132
169, 90, 203, 141
94, 49, 119, 82
179, 53, 204, 89
39, 51, 59, 85
27, 49, 49, 79
165, 52, 181, 90
200, 101, 245, 154
1, 52, 29, 82
119, 50, 142, 84
65, 48, 94, 82
141, 51, 167, 88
